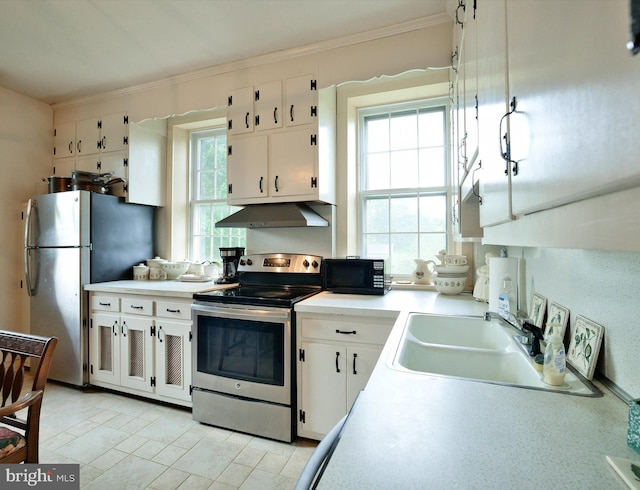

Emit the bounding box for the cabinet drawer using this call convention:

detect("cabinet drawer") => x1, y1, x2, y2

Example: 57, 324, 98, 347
300, 316, 393, 345
121, 297, 154, 316
91, 295, 120, 312
156, 300, 192, 320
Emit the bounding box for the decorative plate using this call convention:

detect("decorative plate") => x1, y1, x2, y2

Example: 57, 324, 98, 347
567, 315, 604, 380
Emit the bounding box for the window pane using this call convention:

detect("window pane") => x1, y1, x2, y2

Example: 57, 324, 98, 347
390, 149, 418, 189
419, 195, 446, 231
363, 233, 389, 259
366, 116, 389, 153
418, 110, 444, 147
363, 197, 389, 233
419, 233, 447, 259
419, 148, 445, 187
364, 153, 390, 190
390, 196, 417, 233
390, 111, 417, 150
390, 233, 418, 275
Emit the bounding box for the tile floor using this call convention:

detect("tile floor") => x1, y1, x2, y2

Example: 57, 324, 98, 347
36, 382, 317, 489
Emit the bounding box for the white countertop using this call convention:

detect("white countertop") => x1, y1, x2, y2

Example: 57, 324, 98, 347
84, 280, 237, 298
295, 291, 635, 489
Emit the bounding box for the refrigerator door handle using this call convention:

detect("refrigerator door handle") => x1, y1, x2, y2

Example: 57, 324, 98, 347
24, 199, 36, 296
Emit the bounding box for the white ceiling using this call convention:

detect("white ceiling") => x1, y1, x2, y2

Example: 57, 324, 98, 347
0, 0, 448, 105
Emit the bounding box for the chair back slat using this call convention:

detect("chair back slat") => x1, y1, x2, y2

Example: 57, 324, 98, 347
0, 333, 50, 408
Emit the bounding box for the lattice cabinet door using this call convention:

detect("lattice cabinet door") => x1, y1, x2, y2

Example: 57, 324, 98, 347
154, 319, 192, 403
90, 313, 121, 386
119, 315, 154, 393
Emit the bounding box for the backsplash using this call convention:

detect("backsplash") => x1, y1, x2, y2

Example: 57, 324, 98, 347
508, 246, 640, 399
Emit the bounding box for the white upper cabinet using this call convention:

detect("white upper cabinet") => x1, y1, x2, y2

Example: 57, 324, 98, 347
506, 0, 640, 216
226, 74, 336, 205
51, 114, 166, 206
53, 121, 76, 159
75, 112, 128, 156
476, 0, 513, 227
255, 80, 283, 131
227, 86, 255, 135
284, 75, 317, 127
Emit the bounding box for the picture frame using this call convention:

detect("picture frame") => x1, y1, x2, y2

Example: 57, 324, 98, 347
529, 292, 547, 328
567, 315, 605, 380
545, 302, 569, 340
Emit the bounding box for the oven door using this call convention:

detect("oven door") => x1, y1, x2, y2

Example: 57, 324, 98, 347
192, 303, 291, 405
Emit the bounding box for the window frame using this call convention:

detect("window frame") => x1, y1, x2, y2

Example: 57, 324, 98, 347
356, 97, 451, 279
188, 126, 245, 263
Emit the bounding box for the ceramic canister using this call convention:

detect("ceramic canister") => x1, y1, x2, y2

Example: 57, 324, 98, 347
133, 264, 150, 280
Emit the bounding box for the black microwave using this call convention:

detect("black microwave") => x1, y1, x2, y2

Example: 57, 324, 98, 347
322, 258, 390, 295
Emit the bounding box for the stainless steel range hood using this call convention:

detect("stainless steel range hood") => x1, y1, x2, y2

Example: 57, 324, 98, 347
215, 203, 328, 228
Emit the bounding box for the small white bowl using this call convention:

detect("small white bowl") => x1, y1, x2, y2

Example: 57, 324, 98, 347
434, 264, 469, 274
161, 261, 190, 280
433, 275, 466, 295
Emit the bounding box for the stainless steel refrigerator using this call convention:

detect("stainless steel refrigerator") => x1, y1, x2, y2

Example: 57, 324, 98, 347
24, 190, 155, 386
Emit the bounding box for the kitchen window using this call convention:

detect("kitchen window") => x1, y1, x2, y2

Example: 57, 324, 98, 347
358, 100, 449, 278
190, 128, 245, 262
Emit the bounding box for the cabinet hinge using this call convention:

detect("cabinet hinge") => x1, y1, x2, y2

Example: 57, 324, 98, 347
255, 90, 260, 101
97, 161, 102, 170
189, 385, 193, 395
97, 120, 102, 129
90, 364, 93, 375
228, 145, 232, 156
53, 147, 56, 156
228, 183, 233, 194
310, 134, 317, 146
189, 331, 192, 342
53, 128, 57, 137
124, 115, 129, 124
255, 115, 260, 126
311, 177, 318, 188
123, 136, 128, 145
299, 348, 305, 362
228, 95, 233, 106
310, 79, 317, 91
299, 410, 306, 423
123, 184, 128, 193
150, 326, 156, 337
310, 106, 317, 117
228, 120, 233, 131
123, 157, 129, 167
151, 376, 156, 387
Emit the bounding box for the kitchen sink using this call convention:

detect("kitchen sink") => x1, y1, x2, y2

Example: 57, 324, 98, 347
391, 313, 601, 397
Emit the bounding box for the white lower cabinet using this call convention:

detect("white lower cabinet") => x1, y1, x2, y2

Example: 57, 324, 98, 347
296, 312, 394, 440
89, 293, 192, 407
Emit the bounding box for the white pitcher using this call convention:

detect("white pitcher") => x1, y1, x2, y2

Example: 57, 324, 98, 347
413, 259, 436, 284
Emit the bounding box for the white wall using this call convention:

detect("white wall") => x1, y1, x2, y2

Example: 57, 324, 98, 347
0, 87, 52, 332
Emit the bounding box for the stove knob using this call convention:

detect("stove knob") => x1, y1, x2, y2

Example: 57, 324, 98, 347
246, 259, 253, 266
312, 260, 319, 269
303, 259, 310, 268
239, 259, 246, 266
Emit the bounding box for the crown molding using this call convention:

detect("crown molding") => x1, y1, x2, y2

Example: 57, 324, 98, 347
52, 12, 450, 110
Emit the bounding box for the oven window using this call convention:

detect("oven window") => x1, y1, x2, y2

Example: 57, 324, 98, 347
197, 316, 285, 386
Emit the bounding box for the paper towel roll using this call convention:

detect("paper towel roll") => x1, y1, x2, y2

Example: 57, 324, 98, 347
488, 257, 519, 315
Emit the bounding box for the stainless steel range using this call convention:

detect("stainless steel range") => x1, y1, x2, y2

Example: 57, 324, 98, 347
191, 253, 323, 442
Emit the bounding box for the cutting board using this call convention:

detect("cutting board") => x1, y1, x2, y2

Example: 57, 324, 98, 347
606, 455, 640, 489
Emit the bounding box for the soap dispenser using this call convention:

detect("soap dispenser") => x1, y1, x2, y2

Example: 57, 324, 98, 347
498, 274, 514, 320
543, 333, 566, 386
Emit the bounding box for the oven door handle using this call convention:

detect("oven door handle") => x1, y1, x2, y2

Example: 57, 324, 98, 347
192, 305, 291, 322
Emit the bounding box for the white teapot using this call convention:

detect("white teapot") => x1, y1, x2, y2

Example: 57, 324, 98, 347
413, 259, 436, 284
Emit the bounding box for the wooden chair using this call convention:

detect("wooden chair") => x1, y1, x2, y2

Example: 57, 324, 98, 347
0, 331, 57, 464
